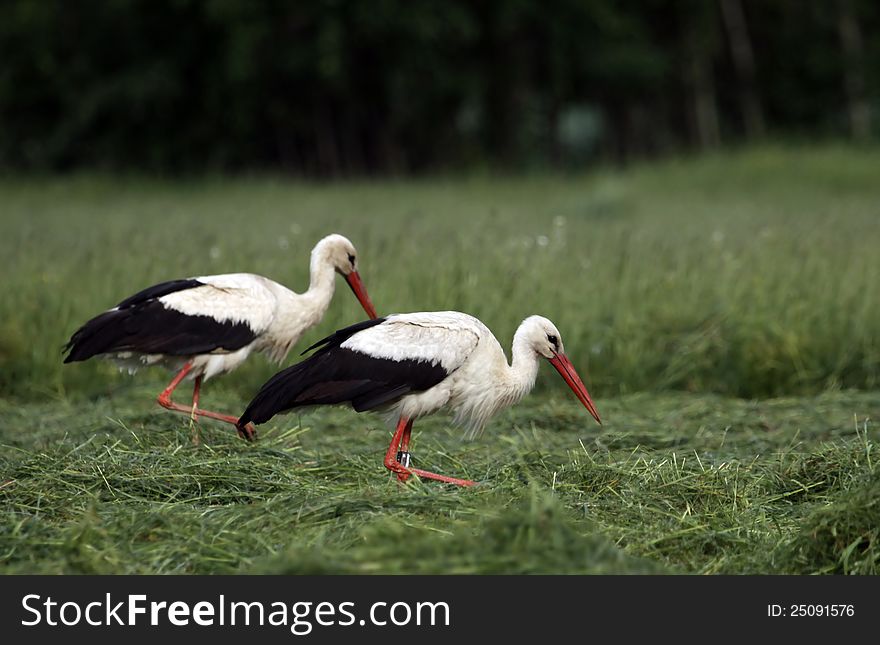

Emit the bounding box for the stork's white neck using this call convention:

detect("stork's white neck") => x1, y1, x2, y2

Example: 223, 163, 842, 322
457, 325, 541, 436
503, 327, 542, 403
261, 247, 338, 362
302, 247, 338, 314
482, 328, 540, 411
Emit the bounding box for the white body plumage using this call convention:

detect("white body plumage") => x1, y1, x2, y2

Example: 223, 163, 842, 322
339, 312, 544, 435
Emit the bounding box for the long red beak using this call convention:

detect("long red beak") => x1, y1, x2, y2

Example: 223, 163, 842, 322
548, 352, 602, 425
345, 271, 378, 319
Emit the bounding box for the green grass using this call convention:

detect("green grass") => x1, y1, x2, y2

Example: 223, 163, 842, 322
2, 144, 880, 401
1, 144, 879, 574
1, 390, 877, 574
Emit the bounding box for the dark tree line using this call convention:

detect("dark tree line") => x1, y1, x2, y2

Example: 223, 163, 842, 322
0, 0, 877, 175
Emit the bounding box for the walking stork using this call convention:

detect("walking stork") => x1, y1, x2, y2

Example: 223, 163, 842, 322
63, 234, 378, 441
237, 311, 601, 485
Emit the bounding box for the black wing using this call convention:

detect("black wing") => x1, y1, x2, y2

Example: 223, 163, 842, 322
300, 317, 390, 355
63, 279, 256, 362
238, 317, 448, 426
114, 279, 204, 309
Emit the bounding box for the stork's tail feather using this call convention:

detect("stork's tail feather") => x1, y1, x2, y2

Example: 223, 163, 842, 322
63, 310, 128, 363
237, 347, 425, 428
237, 362, 311, 427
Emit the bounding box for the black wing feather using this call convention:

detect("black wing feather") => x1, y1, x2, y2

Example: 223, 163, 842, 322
239, 319, 448, 426
301, 317, 387, 355
115, 279, 204, 309
63, 280, 256, 362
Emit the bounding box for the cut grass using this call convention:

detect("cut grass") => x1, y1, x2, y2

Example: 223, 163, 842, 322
1, 390, 877, 574
777, 470, 879, 575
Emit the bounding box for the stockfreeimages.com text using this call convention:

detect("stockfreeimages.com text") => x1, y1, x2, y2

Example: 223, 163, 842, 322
21, 594, 450, 635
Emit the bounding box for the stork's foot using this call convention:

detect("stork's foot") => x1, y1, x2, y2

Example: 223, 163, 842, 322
236, 422, 257, 442
409, 466, 476, 487
383, 417, 475, 487
385, 451, 475, 487
157, 365, 249, 441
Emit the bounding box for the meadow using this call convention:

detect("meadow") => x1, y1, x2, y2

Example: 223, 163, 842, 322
1, 145, 879, 573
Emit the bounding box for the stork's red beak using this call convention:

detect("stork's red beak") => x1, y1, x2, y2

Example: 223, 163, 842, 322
548, 352, 602, 425
345, 271, 378, 319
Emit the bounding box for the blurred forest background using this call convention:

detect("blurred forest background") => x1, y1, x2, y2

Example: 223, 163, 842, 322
1, 0, 878, 175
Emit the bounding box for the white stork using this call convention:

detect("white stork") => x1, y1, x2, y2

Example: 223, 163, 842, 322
63, 234, 378, 441
237, 311, 601, 486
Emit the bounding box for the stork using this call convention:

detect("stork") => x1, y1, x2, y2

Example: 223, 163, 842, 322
237, 311, 601, 486
63, 234, 378, 441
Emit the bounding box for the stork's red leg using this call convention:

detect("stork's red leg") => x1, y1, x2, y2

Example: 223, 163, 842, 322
407, 466, 476, 487
190, 377, 257, 441
157, 362, 193, 408
383, 417, 476, 487
157, 363, 257, 441
395, 418, 414, 483
384, 417, 412, 482
396, 418, 414, 482
400, 420, 412, 454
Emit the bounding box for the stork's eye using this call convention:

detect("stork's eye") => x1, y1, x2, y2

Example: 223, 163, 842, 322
547, 334, 558, 348
347, 254, 356, 265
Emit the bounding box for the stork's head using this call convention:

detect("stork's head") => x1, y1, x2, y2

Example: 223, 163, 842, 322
313, 234, 378, 319
518, 315, 567, 359
518, 315, 601, 425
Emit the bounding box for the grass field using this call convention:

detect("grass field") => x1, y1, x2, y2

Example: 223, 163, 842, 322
1, 145, 879, 574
